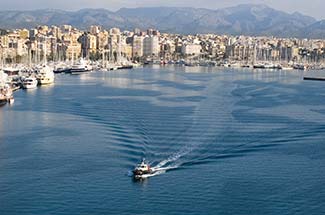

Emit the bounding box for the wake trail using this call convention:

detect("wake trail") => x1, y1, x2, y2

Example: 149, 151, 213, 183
152, 76, 237, 173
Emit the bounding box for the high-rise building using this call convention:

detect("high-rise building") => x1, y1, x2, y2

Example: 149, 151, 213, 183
19, 29, 30, 40
50, 26, 62, 41
147, 29, 154, 36
61, 25, 73, 34
79, 33, 97, 58
90, 26, 101, 35
181, 44, 201, 55
134, 28, 141, 36
96, 31, 109, 50
132, 35, 144, 58
29, 29, 38, 40
0, 35, 9, 48
143, 36, 159, 57
63, 33, 82, 61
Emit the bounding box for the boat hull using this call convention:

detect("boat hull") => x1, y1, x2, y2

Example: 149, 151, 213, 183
39, 81, 54, 85
69, 69, 92, 75
0, 99, 7, 106
54, 68, 71, 74
132, 169, 153, 180
39, 78, 54, 85
117, 65, 133, 70
23, 80, 38, 89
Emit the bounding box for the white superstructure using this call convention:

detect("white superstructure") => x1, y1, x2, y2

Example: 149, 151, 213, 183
22, 77, 38, 89
38, 65, 55, 85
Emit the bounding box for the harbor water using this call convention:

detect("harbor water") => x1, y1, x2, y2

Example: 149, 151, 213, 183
1, 66, 325, 214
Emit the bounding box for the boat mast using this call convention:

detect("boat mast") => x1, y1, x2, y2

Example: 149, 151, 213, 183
43, 37, 47, 65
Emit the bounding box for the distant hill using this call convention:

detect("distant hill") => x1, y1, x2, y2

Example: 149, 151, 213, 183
0, 4, 324, 38
116, 5, 318, 37
302, 20, 325, 38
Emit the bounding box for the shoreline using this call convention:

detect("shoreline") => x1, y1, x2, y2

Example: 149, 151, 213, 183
2, 64, 325, 108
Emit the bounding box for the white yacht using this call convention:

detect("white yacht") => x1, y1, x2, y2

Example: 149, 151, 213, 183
22, 77, 38, 89
53, 62, 72, 74
0, 84, 13, 106
70, 59, 93, 75
281, 65, 293, 70
0, 70, 8, 85
38, 65, 55, 85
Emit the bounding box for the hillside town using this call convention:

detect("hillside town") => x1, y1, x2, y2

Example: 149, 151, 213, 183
0, 25, 325, 70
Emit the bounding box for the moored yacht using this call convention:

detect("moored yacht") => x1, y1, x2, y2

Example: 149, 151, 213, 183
2, 67, 20, 76
293, 64, 306, 70
69, 59, 93, 75
253, 63, 266, 69
54, 63, 71, 74
37, 65, 55, 85
280, 65, 293, 70
0, 84, 14, 106
22, 77, 38, 89
0, 71, 11, 105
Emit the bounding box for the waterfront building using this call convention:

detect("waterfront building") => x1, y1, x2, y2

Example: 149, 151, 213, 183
79, 33, 97, 58
181, 44, 201, 56
119, 35, 133, 60
108, 28, 122, 62
19, 29, 30, 40
37, 26, 49, 35
61, 25, 73, 34
3, 32, 28, 63
132, 35, 144, 59
110, 28, 121, 35
134, 28, 141, 36
29, 29, 38, 40
90, 25, 101, 35
0, 35, 9, 48
96, 31, 109, 50
50, 26, 62, 41
35, 34, 52, 62
143, 36, 159, 57
63, 33, 82, 61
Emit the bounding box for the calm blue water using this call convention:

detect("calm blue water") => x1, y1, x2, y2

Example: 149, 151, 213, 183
1, 66, 325, 215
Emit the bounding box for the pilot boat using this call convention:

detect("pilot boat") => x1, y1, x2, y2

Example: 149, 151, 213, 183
133, 158, 153, 179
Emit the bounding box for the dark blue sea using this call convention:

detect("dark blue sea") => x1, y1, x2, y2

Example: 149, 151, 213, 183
1, 66, 325, 215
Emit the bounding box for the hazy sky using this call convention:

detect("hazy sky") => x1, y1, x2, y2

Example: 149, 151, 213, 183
1, 0, 324, 20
